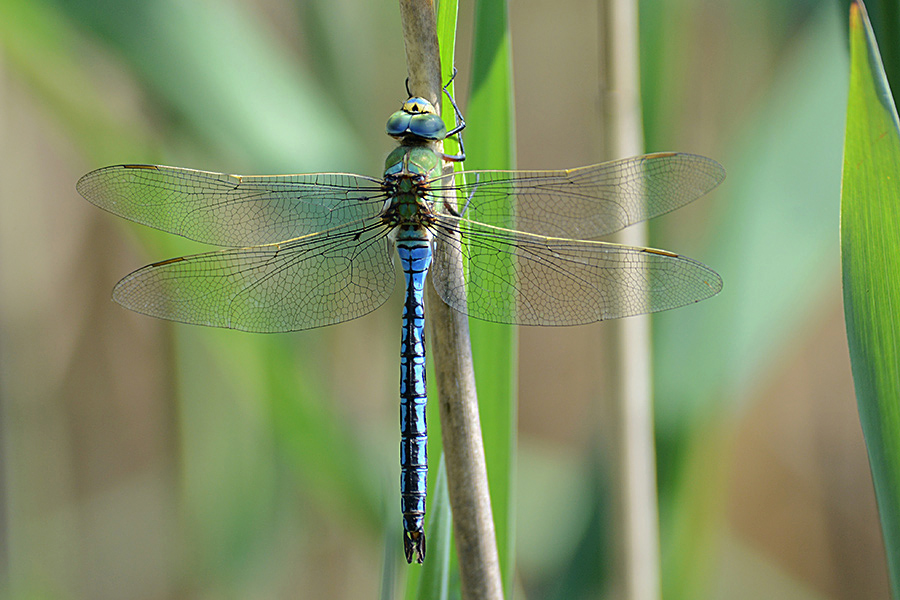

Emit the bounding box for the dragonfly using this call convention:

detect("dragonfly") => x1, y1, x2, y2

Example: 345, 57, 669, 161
77, 82, 724, 564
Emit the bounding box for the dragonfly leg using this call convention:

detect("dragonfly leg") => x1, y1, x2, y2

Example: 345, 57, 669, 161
444, 172, 479, 218
441, 68, 467, 163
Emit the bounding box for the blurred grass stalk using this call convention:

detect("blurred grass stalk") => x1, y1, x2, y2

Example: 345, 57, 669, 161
599, 0, 661, 599
842, 1, 900, 595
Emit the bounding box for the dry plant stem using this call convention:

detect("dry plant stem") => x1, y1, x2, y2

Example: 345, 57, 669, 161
427, 288, 504, 600
398, 0, 442, 105
397, 1, 504, 598
599, 0, 662, 599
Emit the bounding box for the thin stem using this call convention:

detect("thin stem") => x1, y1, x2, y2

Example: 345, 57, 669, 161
427, 291, 504, 600
398, 0, 442, 106
599, 0, 662, 599
396, 1, 504, 598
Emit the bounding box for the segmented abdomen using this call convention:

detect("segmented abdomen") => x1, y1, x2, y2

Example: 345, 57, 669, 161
397, 232, 432, 564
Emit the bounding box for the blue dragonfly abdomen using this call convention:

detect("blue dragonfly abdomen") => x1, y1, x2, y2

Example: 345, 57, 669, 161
397, 232, 432, 563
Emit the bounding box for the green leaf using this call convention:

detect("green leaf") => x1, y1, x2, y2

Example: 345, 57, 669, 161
841, 1, 900, 595
417, 1, 517, 596
437, 0, 461, 160
464, 0, 518, 597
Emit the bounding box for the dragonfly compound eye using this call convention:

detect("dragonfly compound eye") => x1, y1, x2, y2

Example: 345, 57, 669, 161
386, 98, 447, 142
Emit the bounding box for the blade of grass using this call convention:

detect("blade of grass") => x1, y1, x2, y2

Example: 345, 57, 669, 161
465, 0, 517, 596
842, 1, 900, 594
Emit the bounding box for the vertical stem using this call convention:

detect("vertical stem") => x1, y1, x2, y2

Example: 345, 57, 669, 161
428, 291, 504, 600
397, 1, 504, 597
398, 0, 442, 106
599, 1, 662, 600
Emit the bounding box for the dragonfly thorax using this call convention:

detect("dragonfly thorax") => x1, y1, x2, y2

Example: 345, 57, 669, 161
381, 145, 442, 230
386, 97, 447, 143
383, 145, 442, 181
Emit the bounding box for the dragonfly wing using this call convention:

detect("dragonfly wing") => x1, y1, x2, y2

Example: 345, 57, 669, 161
430, 215, 721, 326
77, 164, 387, 246
430, 153, 724, 239
113, 217, 396, 332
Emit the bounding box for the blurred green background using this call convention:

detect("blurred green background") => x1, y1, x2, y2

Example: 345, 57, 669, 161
0, 0, 885, 598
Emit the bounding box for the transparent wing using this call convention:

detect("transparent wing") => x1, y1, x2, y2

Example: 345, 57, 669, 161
427, 153, 724, 239
77, 164, 388, 246
113, 217, 396, 332
430, 215, 722, 326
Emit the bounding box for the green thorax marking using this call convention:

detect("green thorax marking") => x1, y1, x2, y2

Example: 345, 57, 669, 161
383, 146, 443, 223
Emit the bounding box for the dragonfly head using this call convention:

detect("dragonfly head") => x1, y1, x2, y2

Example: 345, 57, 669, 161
386, 97, 447, 143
